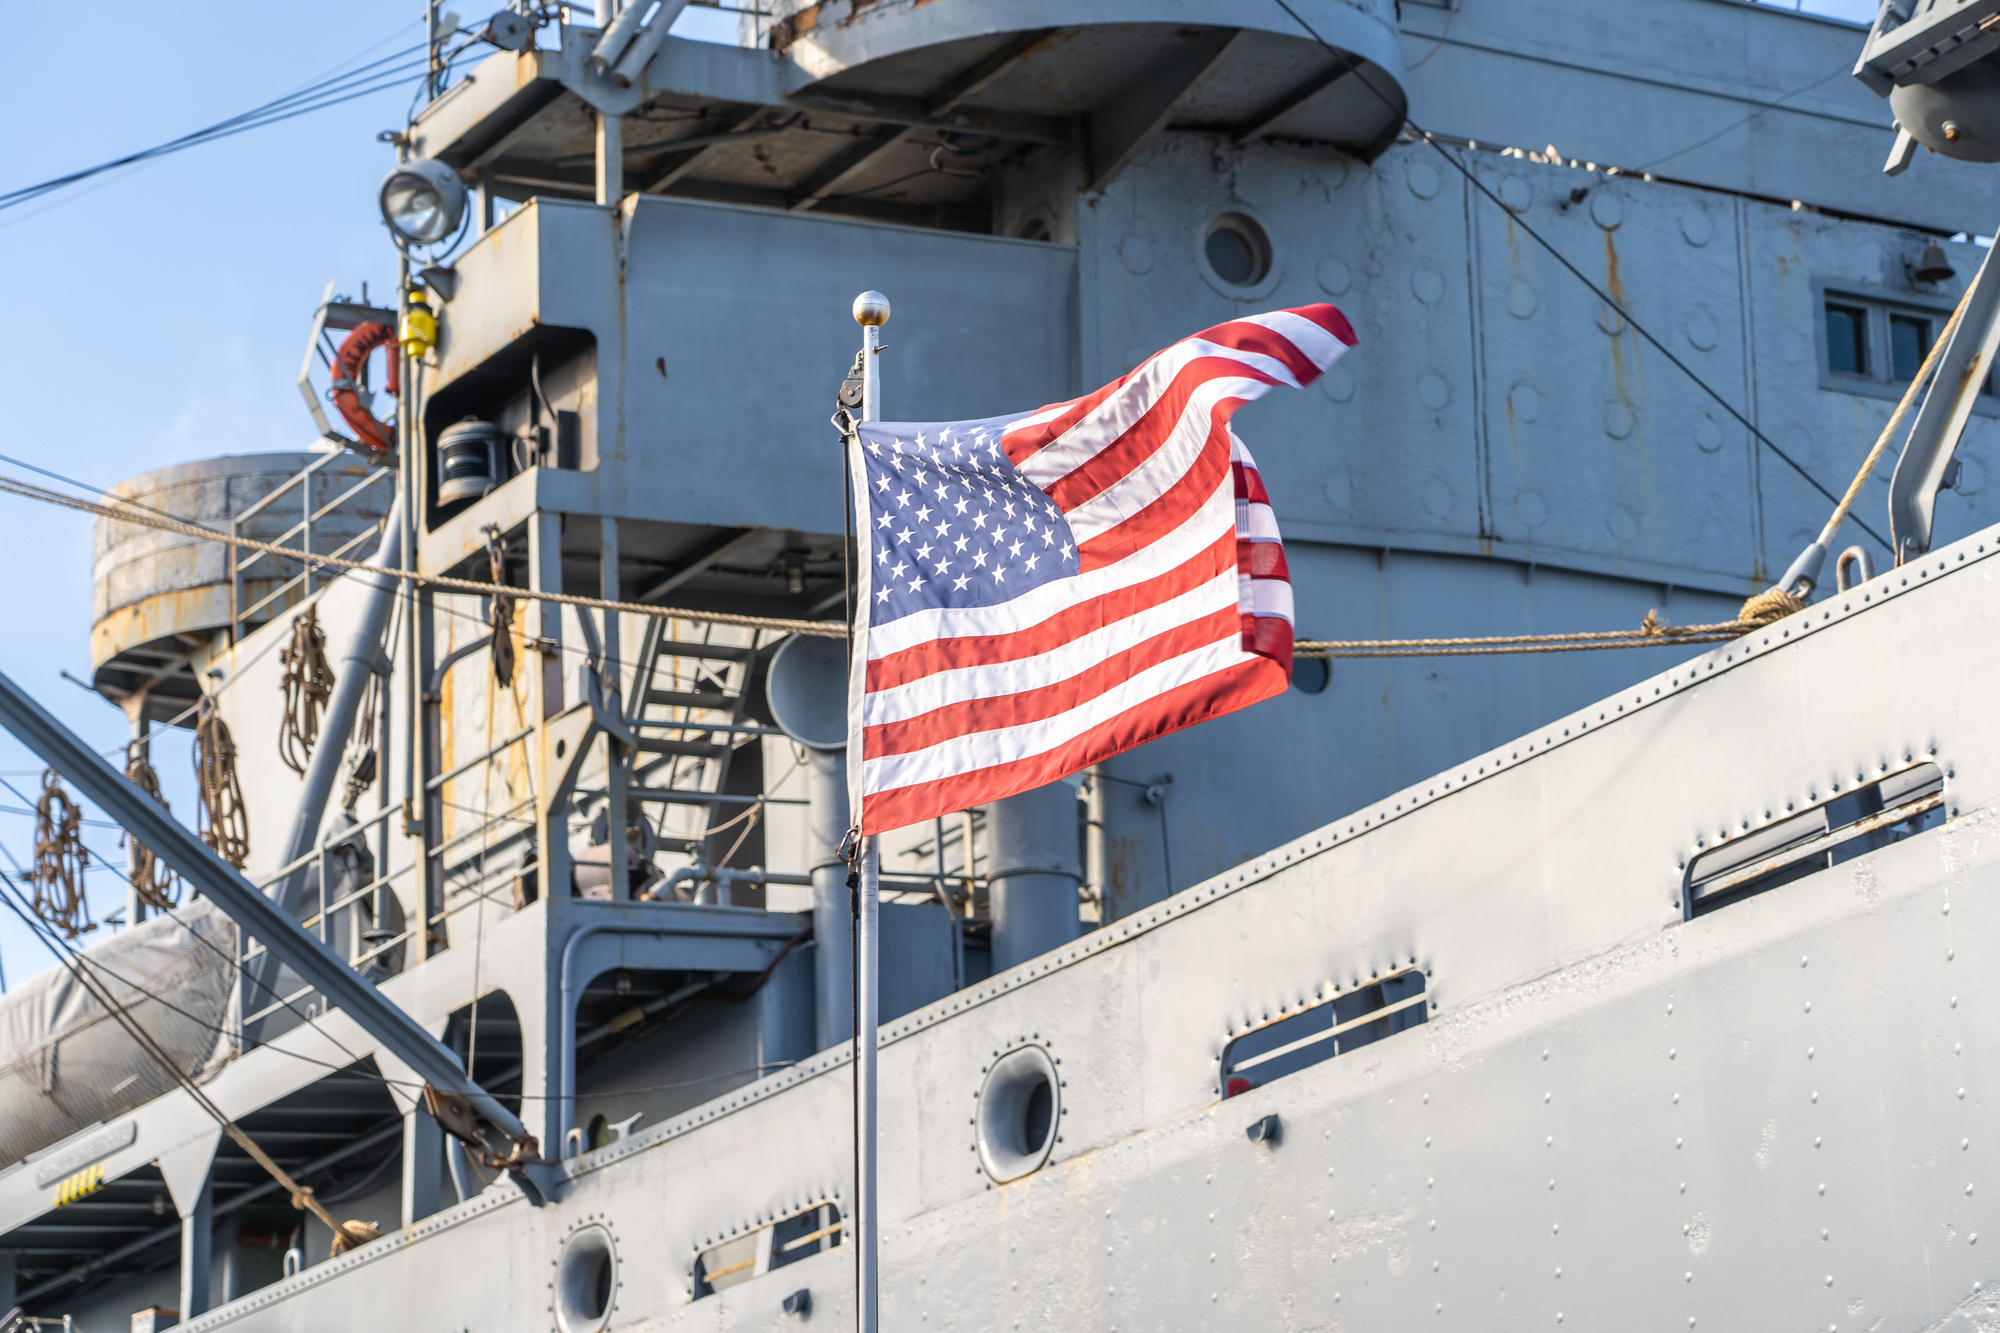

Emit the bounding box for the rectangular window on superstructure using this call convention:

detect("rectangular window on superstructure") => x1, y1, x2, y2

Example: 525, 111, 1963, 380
1826, 302, 1868, 376
1818, 290, 1995, 404
1890, 312, 1932, 380
1221, 970, 1428, 1098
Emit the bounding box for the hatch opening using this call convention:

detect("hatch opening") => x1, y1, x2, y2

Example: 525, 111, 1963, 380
1684, 762, 1945, 918
1222, 969, 1428, 1098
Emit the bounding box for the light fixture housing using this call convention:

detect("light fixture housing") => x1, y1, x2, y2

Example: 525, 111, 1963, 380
378, 158, 467, 247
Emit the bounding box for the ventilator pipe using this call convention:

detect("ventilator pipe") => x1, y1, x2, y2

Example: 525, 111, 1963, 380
806, 747, 851, 1052
986, 781, 1083, 974
588, 0, 650, 71
609, 0, 693, 86
272, 498, 404, 914
689, 865, 809, 905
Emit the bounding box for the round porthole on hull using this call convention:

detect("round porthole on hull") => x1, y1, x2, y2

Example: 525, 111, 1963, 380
976, 1045, 1061, 1183
554, 1224, 618, 1333
1198, 211, 1275, 296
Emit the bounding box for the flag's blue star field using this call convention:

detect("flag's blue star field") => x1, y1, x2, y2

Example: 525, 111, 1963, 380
856, 415, 1078, 628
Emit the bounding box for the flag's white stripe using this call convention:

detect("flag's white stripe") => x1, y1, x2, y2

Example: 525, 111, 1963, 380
862, 636, 1251, 792
1238, 576, 1294, 621
863, 570, 1240, 726
867, 483, 1235, 658
1013, 338, 1305, 489
1240, 309, 1349, 372
1060, 374, 1264, 546
1237, 505, 1281, 542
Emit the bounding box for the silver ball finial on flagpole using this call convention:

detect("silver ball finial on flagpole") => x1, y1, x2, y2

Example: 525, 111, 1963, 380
853, 291, 891, 327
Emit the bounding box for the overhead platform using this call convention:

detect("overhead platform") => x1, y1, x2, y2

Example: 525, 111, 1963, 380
408, 2, 1408, 231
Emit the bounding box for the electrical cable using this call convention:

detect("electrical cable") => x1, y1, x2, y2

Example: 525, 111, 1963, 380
1403, 0, 1458, 72
1635, 65, 1848, 172
1266, 0, 1892, 555
0, 47, 430, 214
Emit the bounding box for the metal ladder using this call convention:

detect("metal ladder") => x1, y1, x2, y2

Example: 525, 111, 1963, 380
620, 617, 778, 868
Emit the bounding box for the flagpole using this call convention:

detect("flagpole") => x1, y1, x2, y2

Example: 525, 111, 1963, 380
851, 289, 888, 1333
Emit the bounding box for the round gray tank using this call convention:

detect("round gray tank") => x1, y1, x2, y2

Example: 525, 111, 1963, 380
0, 899, 236, 1169
91, 450, 394, 725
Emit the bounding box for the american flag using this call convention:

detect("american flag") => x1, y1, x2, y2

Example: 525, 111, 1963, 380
845, 305, 1356, 835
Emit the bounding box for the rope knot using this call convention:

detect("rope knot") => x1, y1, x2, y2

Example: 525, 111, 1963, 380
1737, 588, 1808, 627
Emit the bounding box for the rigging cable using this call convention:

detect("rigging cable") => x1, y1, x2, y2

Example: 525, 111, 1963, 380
1267, 0, 1892, 557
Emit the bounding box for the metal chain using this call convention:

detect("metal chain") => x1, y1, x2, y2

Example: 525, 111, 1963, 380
193, 697, 251, 869
123, 752, 179, 911
31, 771, 93, 937
278, 605, 337, 776
487, 528, 517, 687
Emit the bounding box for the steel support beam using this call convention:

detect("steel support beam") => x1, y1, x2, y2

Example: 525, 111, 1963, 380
0, 670, 532, 1152
790, 29, 1062, 213
637, 112, 784, 194
1232, 59, 1356, 145
635, 528, 764, 604
1085, 27, 1242, 192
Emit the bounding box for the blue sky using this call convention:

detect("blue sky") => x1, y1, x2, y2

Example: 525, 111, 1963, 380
0, 0, 1882, 988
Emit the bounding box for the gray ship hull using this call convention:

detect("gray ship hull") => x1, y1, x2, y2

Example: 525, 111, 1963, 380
135, 522, 2000, 1333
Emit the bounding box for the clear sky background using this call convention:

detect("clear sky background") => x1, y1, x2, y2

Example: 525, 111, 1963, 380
0, 0, 1876, 990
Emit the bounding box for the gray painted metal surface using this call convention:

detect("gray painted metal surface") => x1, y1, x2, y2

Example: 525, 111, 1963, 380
16, 0, 2000, 1325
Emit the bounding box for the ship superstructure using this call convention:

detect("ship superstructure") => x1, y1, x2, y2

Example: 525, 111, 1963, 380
3, 0, 2000, 1329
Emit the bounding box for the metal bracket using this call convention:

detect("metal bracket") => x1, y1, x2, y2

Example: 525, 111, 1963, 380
1888, 230, 2000, 559
1884, 125, 1920, 175
582, 666, 636, 748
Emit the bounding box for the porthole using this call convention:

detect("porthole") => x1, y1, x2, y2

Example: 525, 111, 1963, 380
1291, 657, 1330, 695
554, 1225, 617, 1333
975, 1045, 1061, 1183
1201, 212, 1272, 289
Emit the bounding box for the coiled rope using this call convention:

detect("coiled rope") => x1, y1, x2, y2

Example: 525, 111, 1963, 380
31, 771, 93, 937
278, 605, 336, 776
123, 751, 179, 911
193, 696, 250, 869
487, 527, 517, 687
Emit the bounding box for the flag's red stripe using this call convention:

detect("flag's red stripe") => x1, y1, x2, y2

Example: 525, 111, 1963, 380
862, 656, 1288, 833
1077, 413, 1235, 573
1044, 356, 1284, 514
1233, 461, 1270, 505
867, 530, 1235, 691
1293, 303, 1358, 350
1002, 379, 1126, 463
865, 607, 1243, 758
1240, 614, 1294, 666
1238, 540, 1289, 580
1003, 307, 1351, 465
